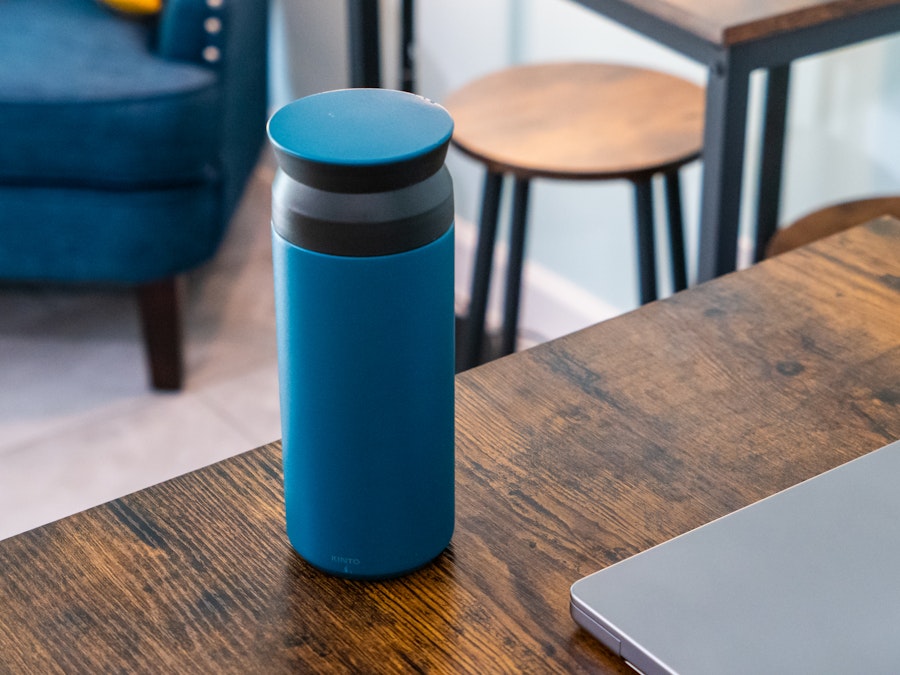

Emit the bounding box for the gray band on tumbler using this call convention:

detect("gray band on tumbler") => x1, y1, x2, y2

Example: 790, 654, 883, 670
272, 167, 454, 257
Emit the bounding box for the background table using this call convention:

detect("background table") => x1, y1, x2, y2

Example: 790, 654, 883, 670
571, 0, 900, 280
1, 218, 898, 672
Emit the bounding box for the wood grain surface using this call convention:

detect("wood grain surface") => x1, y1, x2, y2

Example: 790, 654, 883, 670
767, 196, 900, 257
1, 218, 898, 673
582, 0, 900, 45
443, 63, 704, 181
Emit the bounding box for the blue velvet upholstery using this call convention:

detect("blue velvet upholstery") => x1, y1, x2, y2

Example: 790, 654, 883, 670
0, 0, 268, 387
0, 0, 267, 283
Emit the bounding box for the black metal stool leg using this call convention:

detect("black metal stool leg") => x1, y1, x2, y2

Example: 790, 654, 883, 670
462, 171, 503, 370
633, 178, 657, 305
347, 0, 381, 88
400, 0, 415, 92
501, 178, 531, 356
664, 171, 688, 292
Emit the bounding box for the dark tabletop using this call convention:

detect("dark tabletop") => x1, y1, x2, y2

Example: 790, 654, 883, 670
1, 218, 898, 673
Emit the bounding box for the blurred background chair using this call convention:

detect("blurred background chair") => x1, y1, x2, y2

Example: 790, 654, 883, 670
765, 196, 900, 257
444, 62, 704, 369
0, 0, 268, 389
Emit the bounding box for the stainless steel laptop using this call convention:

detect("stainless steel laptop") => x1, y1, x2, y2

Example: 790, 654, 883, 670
570, 439, 900, 675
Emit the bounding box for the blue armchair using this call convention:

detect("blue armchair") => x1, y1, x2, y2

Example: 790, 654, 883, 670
0, 0, 269, 389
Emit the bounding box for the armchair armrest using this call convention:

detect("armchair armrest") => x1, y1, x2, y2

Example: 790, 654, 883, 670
155, 0, 228, 67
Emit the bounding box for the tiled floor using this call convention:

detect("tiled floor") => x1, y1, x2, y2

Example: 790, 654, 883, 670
0, 157, 283, 541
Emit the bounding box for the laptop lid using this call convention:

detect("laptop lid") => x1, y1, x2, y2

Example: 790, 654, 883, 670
570, 439, 900, 675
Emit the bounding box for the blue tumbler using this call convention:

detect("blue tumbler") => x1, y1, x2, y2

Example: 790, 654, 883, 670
268, 89, 455, 579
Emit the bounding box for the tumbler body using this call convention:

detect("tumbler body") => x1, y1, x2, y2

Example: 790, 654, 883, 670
268, 89, 455, 579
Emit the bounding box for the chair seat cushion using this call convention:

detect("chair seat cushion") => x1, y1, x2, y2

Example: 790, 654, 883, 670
0, 0, 221, 189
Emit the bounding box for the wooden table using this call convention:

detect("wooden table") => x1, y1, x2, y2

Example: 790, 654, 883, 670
571, 0, 900, 280
1, 218, 899, 672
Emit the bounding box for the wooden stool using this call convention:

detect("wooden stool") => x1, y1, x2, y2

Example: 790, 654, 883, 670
765, 196, 900, 257
443, 62, 704, 369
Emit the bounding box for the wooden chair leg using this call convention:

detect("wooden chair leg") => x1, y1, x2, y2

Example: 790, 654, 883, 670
137, 277, 184, 391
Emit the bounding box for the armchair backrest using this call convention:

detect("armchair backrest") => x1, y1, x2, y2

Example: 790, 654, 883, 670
157, 0, 269, 220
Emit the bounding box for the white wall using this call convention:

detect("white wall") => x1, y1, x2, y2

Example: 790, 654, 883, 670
268, 0, 348, 108
783, 38, 900, 221
271, 1, 900, 337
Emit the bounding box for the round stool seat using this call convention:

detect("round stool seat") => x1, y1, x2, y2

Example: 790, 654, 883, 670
446, 62, 705, 369
443, 62, 704, 180
766, 196, 900, 257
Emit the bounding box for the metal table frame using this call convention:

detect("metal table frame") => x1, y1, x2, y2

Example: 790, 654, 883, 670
572, 0, 900, 280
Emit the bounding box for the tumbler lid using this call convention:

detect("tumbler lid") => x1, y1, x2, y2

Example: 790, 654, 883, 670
268, 89, 454, 193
